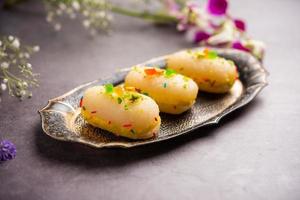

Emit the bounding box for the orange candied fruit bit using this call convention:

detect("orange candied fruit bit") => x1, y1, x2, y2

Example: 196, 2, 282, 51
114, 86, 123, 95
235, 67, 239, 80
144, 68, 159, 75
125, 86, 136, 92
203, 48, 210, 55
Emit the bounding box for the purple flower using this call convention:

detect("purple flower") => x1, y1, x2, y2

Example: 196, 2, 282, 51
207, 0, 228, 15
0, 140, 17, 162
194, 31, 211, 43
232, 41, 250, 52
234, 19, 246, 31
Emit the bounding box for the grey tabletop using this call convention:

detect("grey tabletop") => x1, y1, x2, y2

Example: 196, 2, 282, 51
1, 0, 300, 199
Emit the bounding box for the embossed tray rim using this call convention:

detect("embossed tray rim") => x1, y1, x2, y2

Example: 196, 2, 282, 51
39, 48, 268, 148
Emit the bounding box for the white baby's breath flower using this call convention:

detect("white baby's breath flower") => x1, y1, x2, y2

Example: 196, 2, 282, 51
0, 40, 2, 46
0, 35, 39, 101
11, 38, 20, 49
46, 14, 53, 22
83, 20, 91, 28
54, 23, 62, 31
1, 53, 7, 58
26, 63, 32, 69
24, 53, 30, 59
1, 83, 7, 91
56, 9, 63, 16
44, 0, 111, 34
22, 81, 28, 88
107, 13, 113, 21
16, 82, 22, 88
83, 10, 89, 17
8, 35, 14, 41
96, 11, 106, 18
59, 3, 66, 10
33, 46, 40, 52
72, 1, 80, 11
66, 8, 74, 16
20, 90, 26, 96
0, 51, 7, 57
1, 62, 9, 69
28, 92, 32, 98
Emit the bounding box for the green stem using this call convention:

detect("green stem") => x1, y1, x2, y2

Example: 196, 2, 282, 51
4, 70, 21, 82
110, 5, 178, 24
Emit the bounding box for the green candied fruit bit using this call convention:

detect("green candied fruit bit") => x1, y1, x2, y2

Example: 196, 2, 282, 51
163, 82, 167, 88
142, 92, 149, 96
104, 83, 114, 93
124, 104, 129, 110
165, 68, 177, 77
117, 97, 122, 104
207, 50, 218, 59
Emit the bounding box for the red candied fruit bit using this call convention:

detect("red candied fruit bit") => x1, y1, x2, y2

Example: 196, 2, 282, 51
144, 68, 158, 75
123, 123, 132, 128
79, 97, 83, 107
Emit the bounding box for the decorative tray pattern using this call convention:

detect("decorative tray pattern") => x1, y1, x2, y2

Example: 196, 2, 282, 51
39, 48, 268, 148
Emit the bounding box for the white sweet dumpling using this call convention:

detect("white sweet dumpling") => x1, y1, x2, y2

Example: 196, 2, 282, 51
166, 49, 239, 93
124, 66, 198, 114
80, 84, 161, 139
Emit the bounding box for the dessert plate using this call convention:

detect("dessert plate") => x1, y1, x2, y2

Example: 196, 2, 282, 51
39, 48, 268, 148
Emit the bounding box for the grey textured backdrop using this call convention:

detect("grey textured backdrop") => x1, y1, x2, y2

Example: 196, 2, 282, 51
1, 0, 300, 199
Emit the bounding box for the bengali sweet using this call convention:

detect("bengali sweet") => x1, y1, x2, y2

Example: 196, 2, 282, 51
167, 49, 238, 93
125, 66, 198, 114
80, 84, 161, 139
